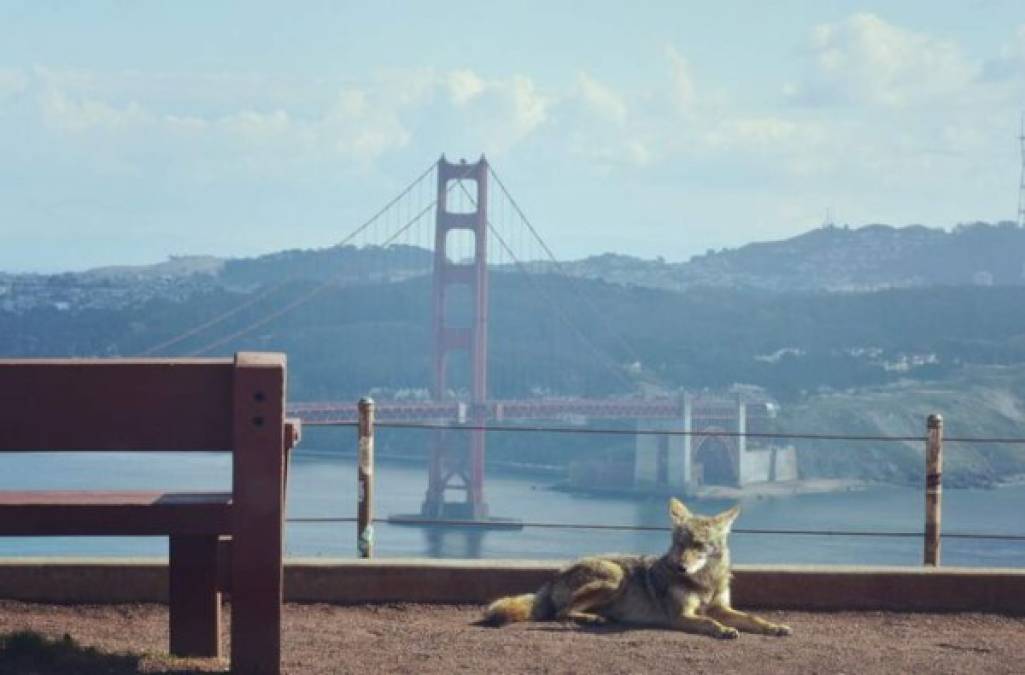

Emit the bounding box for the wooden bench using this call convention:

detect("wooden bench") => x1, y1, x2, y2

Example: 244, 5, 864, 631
0, 352, 299, 675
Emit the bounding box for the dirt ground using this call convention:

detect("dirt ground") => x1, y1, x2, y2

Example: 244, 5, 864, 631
0, 600, 1023, 674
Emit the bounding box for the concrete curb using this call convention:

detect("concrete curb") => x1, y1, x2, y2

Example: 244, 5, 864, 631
0, 559, 1022, 613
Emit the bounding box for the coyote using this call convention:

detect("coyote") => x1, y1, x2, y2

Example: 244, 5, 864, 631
482, 498, 791, 639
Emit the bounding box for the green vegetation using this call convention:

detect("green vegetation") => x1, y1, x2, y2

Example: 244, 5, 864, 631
3, 222, 1025, 485
6, 275, 1025, 398
779, 365, 1025, 487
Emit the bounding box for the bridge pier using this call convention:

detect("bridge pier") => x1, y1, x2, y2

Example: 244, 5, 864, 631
633, 394, 693, 492
421, 422, 489, 521
634, 394, 782, 490
735, 395, 749, 485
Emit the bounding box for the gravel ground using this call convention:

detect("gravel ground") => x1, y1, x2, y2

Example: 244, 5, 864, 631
0, 600, 1023, 674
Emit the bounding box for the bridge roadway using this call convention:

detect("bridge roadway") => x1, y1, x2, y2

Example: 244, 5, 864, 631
287, 396, 772, 425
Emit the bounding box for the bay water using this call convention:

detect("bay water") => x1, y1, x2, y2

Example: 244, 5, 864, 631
0, 447, 1022, 567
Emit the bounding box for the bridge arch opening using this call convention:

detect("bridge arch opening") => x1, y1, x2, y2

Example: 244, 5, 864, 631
693, 433, 738, 487
444, 179, 480, 214
444, 229, 478, 265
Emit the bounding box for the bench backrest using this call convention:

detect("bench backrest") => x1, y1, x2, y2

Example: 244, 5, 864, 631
0, 352, 285, 453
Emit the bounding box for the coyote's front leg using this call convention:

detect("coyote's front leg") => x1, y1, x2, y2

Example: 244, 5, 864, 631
671, 594, 738, 639
672, 612, 740, 639
706, 604, 791, 636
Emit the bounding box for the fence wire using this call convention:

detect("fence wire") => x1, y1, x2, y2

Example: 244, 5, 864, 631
285, 516, 1025, 541
289, 414, 1025, 546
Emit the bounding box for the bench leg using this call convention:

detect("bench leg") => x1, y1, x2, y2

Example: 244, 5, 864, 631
169, 535, 222, 658
231, 355, 286, 675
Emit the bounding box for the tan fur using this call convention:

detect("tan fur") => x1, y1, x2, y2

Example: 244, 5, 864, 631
482, 593, 536, 625
482, 498, 792, 639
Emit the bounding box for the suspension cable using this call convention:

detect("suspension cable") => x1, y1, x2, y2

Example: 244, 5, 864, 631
487, 219, 636, 391
453, 179, 635, 391
488, 165, 647, 370
185, 164, 475, 355
138, 161, 437, 356
187, 199, 438, 356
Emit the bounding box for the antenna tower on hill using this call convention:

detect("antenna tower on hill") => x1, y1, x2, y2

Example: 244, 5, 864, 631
1018, 112, 1025, 227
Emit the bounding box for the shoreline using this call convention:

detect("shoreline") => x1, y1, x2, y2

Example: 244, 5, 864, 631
551, 474, 1025, 501
549, 478, 872, 502
299, 447, 565, 478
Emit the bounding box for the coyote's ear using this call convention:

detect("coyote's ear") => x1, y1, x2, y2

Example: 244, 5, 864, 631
713, 504, 741, 532
669, 498, 692, 524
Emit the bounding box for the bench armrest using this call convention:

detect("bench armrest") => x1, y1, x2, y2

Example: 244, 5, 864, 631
285, 418, 301, 451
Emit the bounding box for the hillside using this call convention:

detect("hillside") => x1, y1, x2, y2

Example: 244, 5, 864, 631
534, 222, 1025, 292
7, 274, 1025, 398
3, 221, 1025, 486
4, 222, 1024, 315
778, 365, 1025, 487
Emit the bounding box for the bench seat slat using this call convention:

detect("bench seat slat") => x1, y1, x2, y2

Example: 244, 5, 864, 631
0, 491, 232, 536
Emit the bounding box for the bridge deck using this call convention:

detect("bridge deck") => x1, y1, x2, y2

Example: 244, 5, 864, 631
289, 396, 774, 424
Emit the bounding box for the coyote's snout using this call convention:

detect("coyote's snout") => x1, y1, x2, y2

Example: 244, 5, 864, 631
483, 498, 791, 639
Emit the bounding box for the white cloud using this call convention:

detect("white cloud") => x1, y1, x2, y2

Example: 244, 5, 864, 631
207, 89, 412, 165
574, 73, 628, 125
220, 108, 292, 141
0, 67, 28, 99
796, 13, 978, 107
447, 69, 485, 106
450, 74, 549, 154
771, 13, 1025, 191
665, 45, 696, 112
558, 73, 656, 169
704, 117, 803, 149
39, 88, 148, 132
5, 25, 1013, 236
4, 12, 1024, 274
317, 89, 411, 160
10, 66, 556, 172
374, 67, 439, 109
164, 113, 209, 133
567, 132, 654, 170
506, 75, 548, 137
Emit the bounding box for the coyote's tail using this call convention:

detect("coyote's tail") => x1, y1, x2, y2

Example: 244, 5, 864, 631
481, 583, 554, 627
481, 593, 536, 626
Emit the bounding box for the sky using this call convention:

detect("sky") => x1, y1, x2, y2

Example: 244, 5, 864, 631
1, 1, 1024, 272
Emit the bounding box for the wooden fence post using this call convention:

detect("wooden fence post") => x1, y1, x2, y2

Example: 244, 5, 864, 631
358, 397, 375, 558
924, 413, 943, 566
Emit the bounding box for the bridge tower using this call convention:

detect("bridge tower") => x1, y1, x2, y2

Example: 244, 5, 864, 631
422, 155, 490, 519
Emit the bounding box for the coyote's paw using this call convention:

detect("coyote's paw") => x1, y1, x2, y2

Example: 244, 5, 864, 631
569, 613, 608, 626
715, 626, 740, 640
767, 623, 792, 637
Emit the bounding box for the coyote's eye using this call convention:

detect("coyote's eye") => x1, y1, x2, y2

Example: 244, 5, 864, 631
694, 540, 720, 555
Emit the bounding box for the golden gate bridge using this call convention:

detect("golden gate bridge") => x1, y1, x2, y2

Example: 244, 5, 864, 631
143, 155, 775, 523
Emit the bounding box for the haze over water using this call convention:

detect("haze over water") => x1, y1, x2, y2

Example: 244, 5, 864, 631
0, 447, 1021, 568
